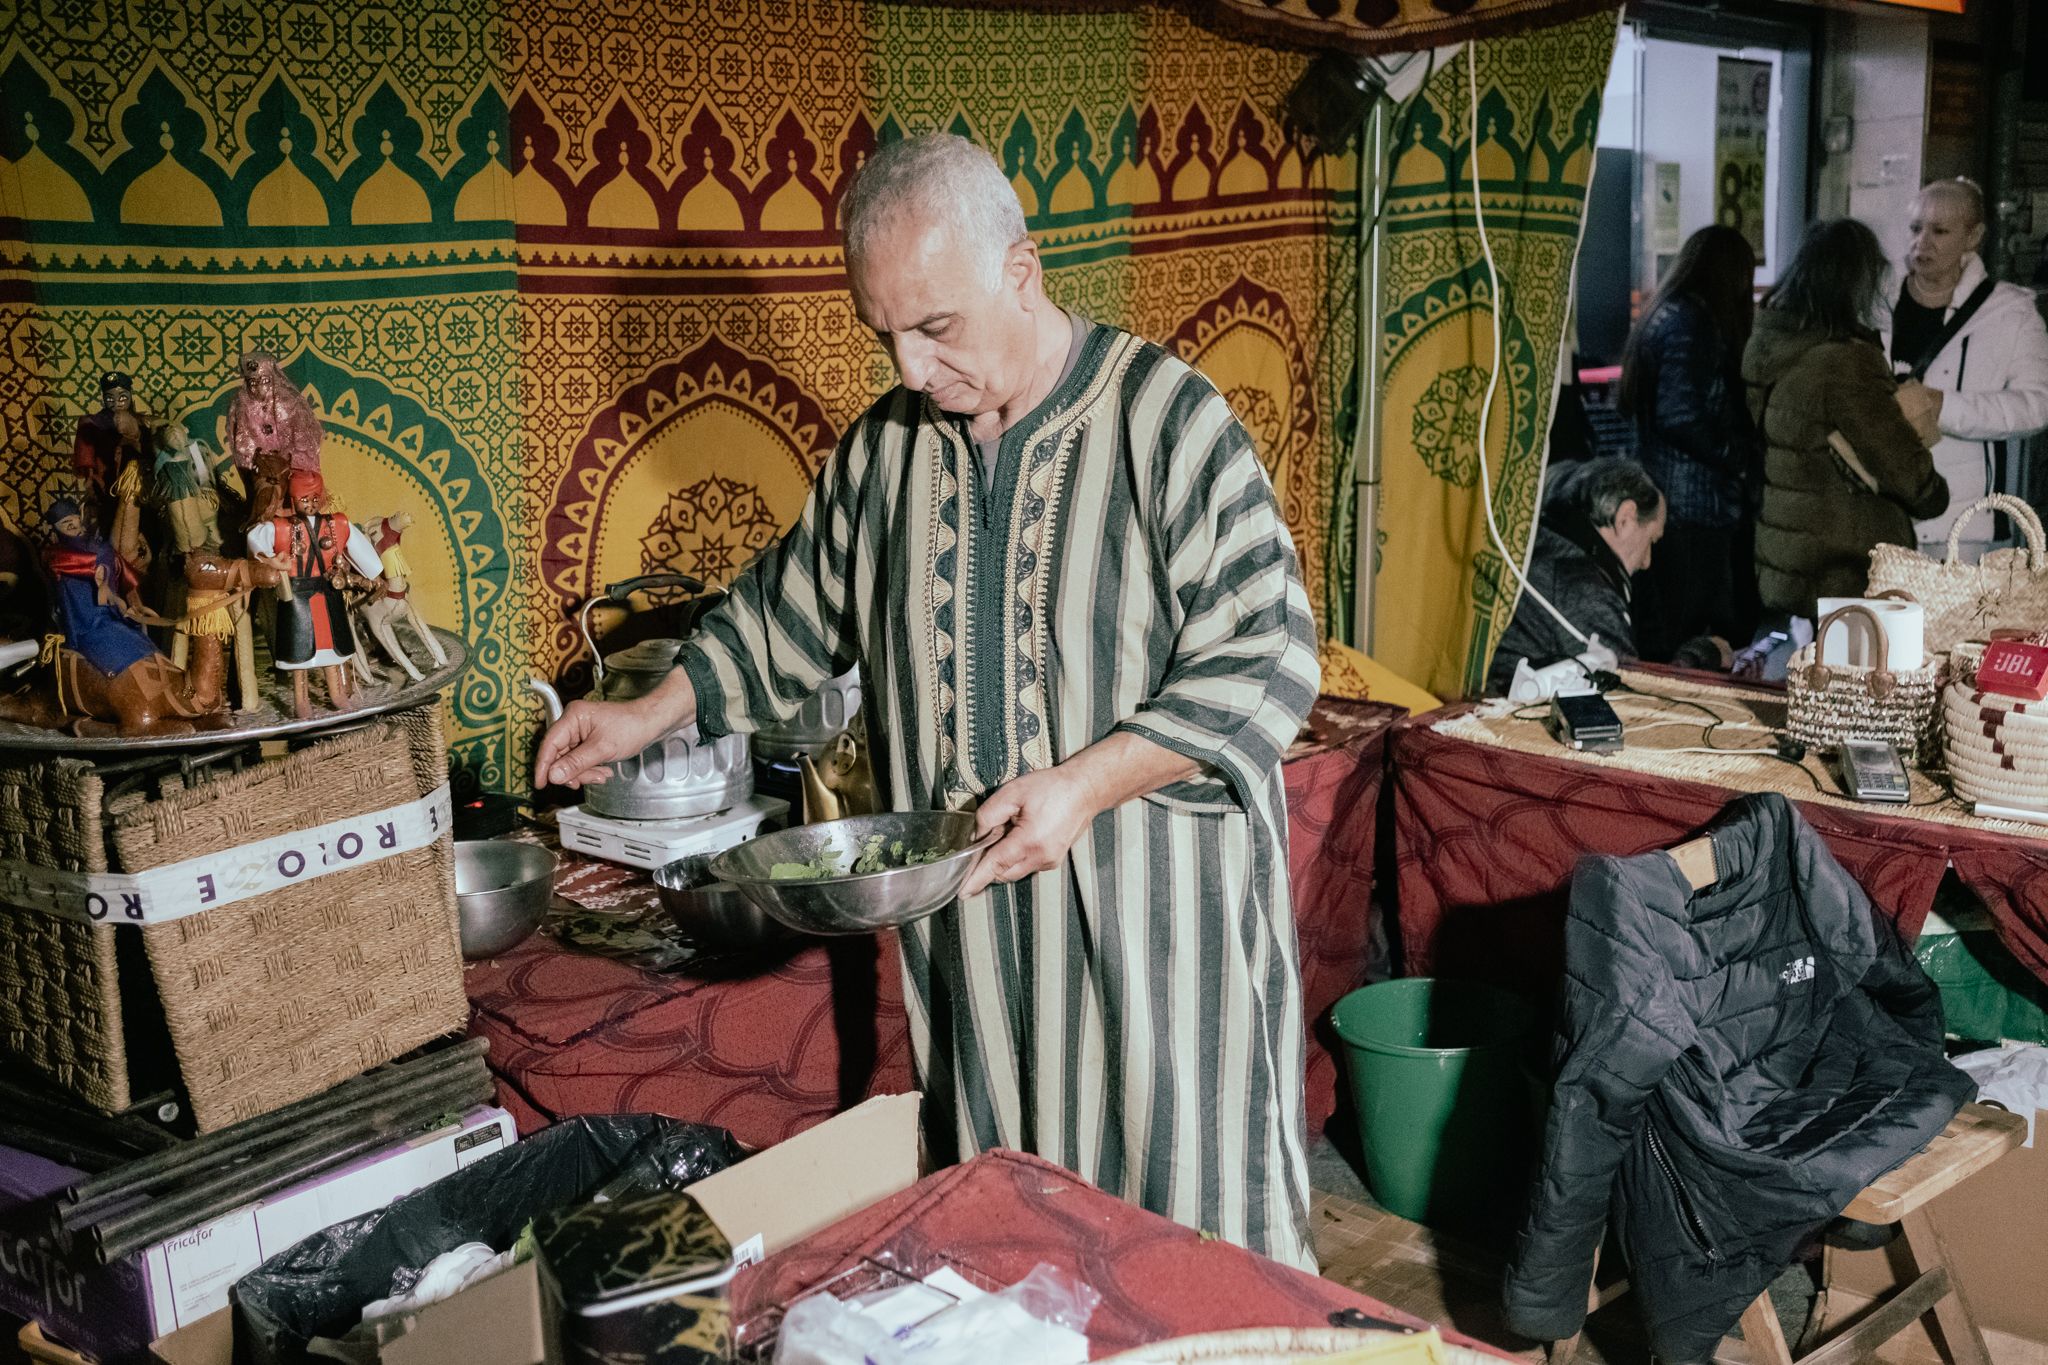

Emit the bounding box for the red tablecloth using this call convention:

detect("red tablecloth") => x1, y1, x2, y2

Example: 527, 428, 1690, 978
471, 696, 1398, 1147
467, 929, 917, 1149
731, 1147, 1517, 1360
1391, 712, 2048, 993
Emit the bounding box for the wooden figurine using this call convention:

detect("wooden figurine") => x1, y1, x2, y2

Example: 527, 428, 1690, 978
177, 550, 282, 713
153, 418, 244, 556
245, 470, 386, 719
71, 372, 152, 528
0, 498, 223, 737
226, 351, 322, 531
351, 511, 447, 682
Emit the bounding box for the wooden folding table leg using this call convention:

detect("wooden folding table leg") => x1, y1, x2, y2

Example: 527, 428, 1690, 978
1901, 1208, 1992, 1365
1737, 1290, 1795, 1365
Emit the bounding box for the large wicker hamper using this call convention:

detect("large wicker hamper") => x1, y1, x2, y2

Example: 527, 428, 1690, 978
0, 706, 466, 1132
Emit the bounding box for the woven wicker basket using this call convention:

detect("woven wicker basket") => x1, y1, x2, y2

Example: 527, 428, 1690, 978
0, 707, 465, 1131
1867, 494, 2048, 654
1942, 643, 2048, 809
1786, 603, 1944, 767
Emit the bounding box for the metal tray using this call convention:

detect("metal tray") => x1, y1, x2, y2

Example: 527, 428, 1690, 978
0, 628, 469, 754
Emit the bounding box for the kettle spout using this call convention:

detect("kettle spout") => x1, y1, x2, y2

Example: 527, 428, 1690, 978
528, 678, 564, 722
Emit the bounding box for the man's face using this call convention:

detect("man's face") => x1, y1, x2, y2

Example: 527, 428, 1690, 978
102, 384, 132, 413
292, 490, 320, 517
847, 216, 1038, 418
1610, 497, 1666, 575
54, 514, 84, 538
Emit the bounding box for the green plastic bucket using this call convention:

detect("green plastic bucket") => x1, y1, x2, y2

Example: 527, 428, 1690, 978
1331, 978, 1539, 1230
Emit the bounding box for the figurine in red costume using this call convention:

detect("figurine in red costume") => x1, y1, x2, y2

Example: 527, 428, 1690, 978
246, 470, 385, 718
72, 372, 152, 512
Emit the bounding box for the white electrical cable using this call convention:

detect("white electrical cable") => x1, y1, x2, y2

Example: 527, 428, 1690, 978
1466, 40, 1592, 649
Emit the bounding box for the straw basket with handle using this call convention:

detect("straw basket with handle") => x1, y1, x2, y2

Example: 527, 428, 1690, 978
1786, 603, 1944, 766
1942, 640, 2048, 809
1866, 494, 2048, 654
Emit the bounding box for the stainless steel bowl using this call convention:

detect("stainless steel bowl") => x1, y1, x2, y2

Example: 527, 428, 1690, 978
708, 811, 994, 936
652, 853, 793, 951
454, 839, 556, 960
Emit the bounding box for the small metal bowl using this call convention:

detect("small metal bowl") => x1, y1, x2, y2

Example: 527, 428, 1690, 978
454, 839, 556, 960
652, 853, 793, 951
708, 811, 994, 937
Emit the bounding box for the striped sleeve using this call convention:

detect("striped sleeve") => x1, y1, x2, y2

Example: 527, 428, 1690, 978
1111, 382, 1320, 807
674, 410, 875, 738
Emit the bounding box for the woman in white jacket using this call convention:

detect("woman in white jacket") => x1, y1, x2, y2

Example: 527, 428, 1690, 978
1886, 179, 2048, 558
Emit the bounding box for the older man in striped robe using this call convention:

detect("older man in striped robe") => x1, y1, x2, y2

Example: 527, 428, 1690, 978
537, 132, 1321, 1270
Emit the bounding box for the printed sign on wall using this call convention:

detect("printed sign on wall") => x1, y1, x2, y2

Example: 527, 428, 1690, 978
1714, 57, 1772, 265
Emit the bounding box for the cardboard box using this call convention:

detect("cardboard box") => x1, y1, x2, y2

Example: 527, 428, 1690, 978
1817, 1108, 2048, 1360
0, 1106, 513, 1363
151, 1091, 924, 1365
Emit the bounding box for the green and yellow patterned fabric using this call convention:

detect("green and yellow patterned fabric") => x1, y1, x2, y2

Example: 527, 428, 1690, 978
1371, 15, 1616, 698
0, 0, 1361, 789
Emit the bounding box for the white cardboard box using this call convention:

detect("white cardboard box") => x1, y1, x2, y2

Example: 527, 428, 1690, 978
152, 1091, 925, 1365
0, 1106, 512, 1361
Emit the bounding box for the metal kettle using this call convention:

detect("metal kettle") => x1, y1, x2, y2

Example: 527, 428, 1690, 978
530, 574, 753, 821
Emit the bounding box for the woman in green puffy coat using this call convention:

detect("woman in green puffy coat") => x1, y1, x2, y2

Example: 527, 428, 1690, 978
1741, 218, 1948, 619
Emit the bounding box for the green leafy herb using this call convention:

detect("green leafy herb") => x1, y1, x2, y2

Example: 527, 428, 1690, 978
768, 836, 949, 880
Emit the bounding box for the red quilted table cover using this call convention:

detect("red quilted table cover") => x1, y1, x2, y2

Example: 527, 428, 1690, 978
1391, 711, 2048, 992
470, 696, 1400, 1148
731, 1147, 1517, 1360
467, 927, 917, 1148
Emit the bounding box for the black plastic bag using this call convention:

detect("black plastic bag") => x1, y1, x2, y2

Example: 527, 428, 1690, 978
233, 1113, 743, 1365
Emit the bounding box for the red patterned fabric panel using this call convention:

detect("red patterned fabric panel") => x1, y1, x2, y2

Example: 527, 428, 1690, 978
731, 1148, 1519, 1359
1390, 715, 2048, 991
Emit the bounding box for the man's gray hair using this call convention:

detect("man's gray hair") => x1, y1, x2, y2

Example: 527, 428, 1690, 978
841, 133, 1027, 290
1575, 457, 1664, 528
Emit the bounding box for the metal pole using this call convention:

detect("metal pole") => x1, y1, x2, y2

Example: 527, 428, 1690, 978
1353, 97, 1388, 654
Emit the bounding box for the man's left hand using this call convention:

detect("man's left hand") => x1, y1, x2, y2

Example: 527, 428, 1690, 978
962, 763, 1104, 897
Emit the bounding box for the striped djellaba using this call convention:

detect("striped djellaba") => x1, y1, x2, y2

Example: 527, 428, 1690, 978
677, 325, 1322, 1270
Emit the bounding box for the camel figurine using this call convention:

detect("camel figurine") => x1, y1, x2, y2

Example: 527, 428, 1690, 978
350, 511, 446, 682
0, 497, 220, 737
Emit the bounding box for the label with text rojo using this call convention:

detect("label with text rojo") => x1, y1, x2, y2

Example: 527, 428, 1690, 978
0, 784, 452, 925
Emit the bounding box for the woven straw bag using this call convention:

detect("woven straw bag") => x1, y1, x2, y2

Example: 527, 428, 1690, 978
1942, 642, 2048, 808
1786, 603, 1944, 766
1866, 494, 2048, 654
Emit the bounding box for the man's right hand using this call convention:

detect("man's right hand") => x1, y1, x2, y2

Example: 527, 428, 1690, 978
535, 665, 703, 790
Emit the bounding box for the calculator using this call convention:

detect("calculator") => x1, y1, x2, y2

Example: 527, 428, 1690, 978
1837, 739, 1910, 804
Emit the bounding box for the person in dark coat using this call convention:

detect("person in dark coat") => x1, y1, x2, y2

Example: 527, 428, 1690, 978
1486, 458, 1722, 695
1504, 793, 1972, 1363
1619, 226, 1761, 659
1743, 219, 1948, 619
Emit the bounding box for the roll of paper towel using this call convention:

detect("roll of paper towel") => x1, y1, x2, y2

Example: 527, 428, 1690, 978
1816, 597, 1924, 671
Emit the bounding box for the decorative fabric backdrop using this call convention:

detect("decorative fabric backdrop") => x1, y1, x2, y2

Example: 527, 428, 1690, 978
1370, 15, 1615, 698
1214, 0, 1616, 55
0, 0, 1361, 791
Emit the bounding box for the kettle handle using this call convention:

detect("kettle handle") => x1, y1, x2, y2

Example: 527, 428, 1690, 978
576, 574, 706, 683
528, 678, 565, 722
603, 573, 703, 603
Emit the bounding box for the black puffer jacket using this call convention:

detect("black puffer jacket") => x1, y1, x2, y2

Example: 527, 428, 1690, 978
1502, 793, 1972, 1363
